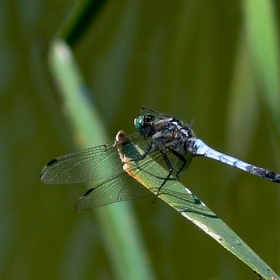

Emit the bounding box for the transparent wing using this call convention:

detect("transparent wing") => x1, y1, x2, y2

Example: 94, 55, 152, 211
140, 107, 172, 119
40, 143, 125, 184
140, 107, 161, 117
75, 147, 192, 211
135, 139, 193, 181
41, 131, 194, 210
40, 133, 149, 184
41, 131, 191, 185
75, 171, 150, 211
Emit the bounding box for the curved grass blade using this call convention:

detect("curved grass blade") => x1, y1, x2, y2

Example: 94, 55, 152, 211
48, 39, 156, 280
115, 130, 279, 280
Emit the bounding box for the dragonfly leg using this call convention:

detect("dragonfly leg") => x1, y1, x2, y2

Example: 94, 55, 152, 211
133, 140, 181, 203
169, 148, 187, 180
152, 148, 174, 203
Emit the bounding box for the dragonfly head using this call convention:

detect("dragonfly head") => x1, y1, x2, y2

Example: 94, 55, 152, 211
134, 114, 155, 137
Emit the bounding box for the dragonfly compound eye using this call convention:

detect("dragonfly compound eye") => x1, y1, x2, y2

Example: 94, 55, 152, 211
134, 114, 155, 135
134, 115, 145, 132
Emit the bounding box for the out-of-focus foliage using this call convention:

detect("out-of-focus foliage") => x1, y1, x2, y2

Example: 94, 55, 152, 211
1, 1, 280, 279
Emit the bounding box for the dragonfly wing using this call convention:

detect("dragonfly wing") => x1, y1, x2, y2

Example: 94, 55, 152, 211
75, 172, 150, 211
40, 143, 123, 184
134, 136, 193, 180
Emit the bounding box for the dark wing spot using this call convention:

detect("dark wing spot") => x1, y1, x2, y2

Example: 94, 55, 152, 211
83, 188, 94, 197
46, 158, 58, 166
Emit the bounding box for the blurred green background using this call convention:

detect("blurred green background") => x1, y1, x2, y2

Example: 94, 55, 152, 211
1, 0, 280, 279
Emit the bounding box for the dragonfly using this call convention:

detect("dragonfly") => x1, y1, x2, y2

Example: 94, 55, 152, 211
41, 107, 280, 211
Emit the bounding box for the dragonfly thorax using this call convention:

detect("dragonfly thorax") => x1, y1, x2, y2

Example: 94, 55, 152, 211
135, 112, 195, 151
152, 117, 195, 150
